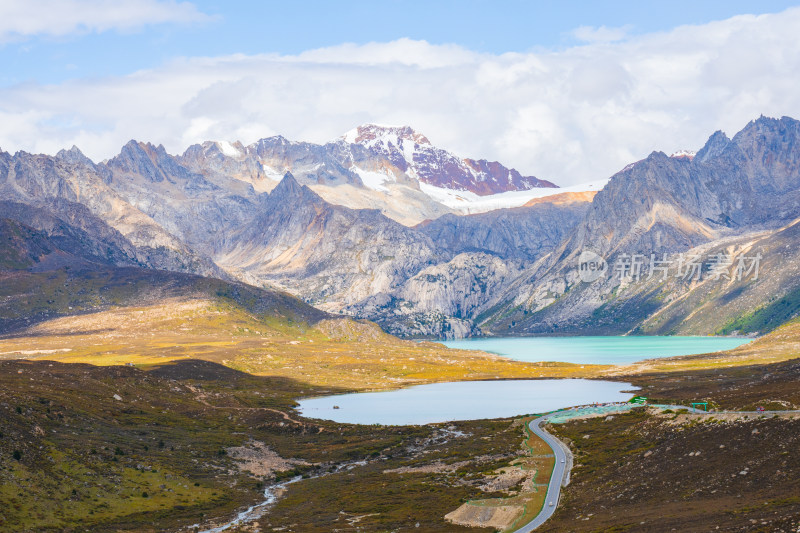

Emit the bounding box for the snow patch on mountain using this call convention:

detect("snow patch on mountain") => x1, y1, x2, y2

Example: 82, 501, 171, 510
420, 178, 609, 214
260, 163, 287, 181
216, 141, 243, 158
352, 167, 394, 192
670, 149, 696, 159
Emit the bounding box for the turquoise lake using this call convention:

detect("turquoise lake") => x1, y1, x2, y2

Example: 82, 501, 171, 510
440, 336, 751, 365
297, 336, 751, 425
297, 379, 636, 425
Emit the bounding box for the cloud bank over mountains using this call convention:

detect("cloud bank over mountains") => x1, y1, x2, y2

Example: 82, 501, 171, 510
1, 7, 800, 185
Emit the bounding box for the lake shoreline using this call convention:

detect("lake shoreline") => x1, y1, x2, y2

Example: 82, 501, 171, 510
297, 378, 639, 425
439, 335, 753, 366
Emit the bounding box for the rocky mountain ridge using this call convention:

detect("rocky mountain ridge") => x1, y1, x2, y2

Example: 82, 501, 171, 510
480, 116, 800, 336
0, 147, 223, 278
0, 124, 581, 338
175, 124, 564, 225
4, 116, 800, 338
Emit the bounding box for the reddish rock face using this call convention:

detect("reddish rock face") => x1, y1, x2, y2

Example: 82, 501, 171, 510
344, 124, 558, 195
523, 191, 597, 207
462, 158, 557, 194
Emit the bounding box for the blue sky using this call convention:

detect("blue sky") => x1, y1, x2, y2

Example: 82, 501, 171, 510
4, 0, 798, 85
2, 1, 800, 185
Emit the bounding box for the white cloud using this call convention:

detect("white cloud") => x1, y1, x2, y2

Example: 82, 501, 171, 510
571, 25, 631, 43
0, 0, 208, 42
293, 38, 478, 68
1, 8, 800, 185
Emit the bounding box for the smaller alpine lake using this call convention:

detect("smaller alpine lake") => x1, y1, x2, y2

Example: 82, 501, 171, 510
440, 336, 751, 365
297, 379, 636, 425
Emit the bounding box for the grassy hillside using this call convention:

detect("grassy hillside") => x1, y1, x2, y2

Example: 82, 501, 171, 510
718, 284, 800, 336
0, 266, 325, 335
0, 282, 604, 390
0, 359, 544, 532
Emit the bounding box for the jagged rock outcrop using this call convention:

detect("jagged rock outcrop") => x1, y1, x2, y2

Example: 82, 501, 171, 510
339, 196, 593, 337
180, 135, 416, 190
107, 141, 204, 184
179, 140, 275, 194
179, 136, 455, 225
8, 116, 800, 339
101, 141, 258, 255
153, 124, 568, 228
351, 253, 524, 338
214, 172, 578, 335
0, 134, 572, 337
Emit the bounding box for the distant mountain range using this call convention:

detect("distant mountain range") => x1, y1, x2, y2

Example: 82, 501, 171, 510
2, 117, 800, 338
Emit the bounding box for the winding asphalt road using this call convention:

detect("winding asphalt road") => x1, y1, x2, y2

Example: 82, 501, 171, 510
512, 413, 572, 532
512, 405, 800, 532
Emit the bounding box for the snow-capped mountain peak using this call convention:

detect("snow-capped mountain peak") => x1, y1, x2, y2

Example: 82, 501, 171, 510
670, 149, 696, 160
341, 124, 431, 147
340, 123, 557, 196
